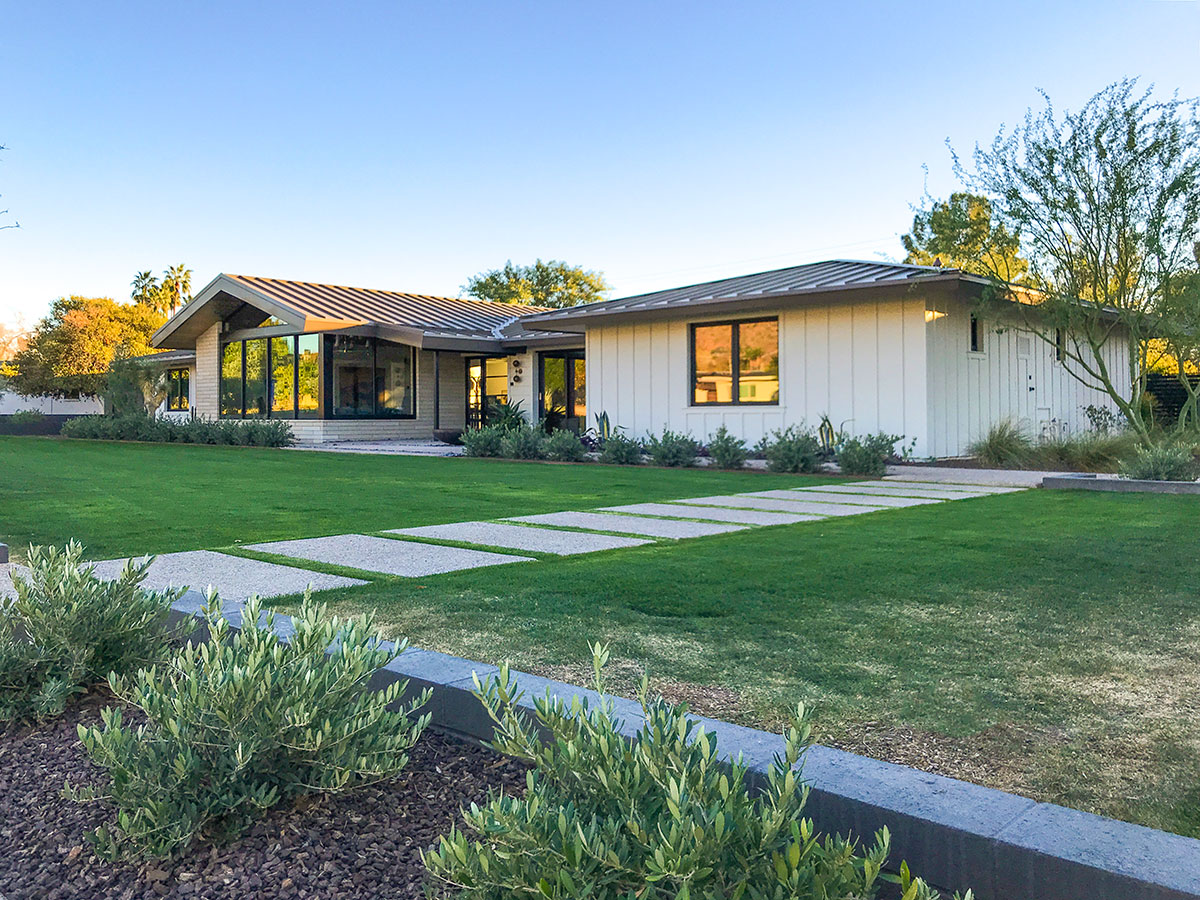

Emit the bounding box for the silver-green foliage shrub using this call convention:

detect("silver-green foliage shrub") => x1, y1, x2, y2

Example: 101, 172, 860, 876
706, 425, 748, 469
462, 424, 507, 457
501, 423, 548, 460
599, 432, 643, 465
424, 645, 961, 900
545, 429, 588, 462
762, 425, 822, 473
71, 594, 431, 860
0, 543, 185, 722
836, 433, 900, 478
1118, 443, 1199, 481
644, 428, 699, 467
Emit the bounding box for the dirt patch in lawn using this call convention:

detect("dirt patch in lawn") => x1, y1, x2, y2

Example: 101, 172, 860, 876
0, 691, 527, 900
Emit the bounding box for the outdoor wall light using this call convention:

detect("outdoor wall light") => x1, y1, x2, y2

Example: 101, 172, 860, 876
512, 375, 522, 383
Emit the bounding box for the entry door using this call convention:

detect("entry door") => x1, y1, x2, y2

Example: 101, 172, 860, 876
1017, 353, 1034, 428
466, 357, 509, 428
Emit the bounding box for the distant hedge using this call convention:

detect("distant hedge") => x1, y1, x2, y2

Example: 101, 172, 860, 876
61, 415, 294, 448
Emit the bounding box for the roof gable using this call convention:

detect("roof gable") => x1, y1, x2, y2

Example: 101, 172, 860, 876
152, 274, 558, 350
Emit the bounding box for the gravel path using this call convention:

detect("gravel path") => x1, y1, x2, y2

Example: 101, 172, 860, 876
0, 693, 526, 900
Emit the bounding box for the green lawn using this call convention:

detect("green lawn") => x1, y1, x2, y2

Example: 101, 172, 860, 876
3, 436, 1198, 837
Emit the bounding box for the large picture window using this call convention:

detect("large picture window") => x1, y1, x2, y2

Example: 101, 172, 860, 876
222, 333, 414, 419
690, 318, 779, 405
166, 368, 190, 411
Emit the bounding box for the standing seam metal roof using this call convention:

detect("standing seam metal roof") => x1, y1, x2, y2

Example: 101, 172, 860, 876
515, 259, 967, 325
225, 274, 553, 339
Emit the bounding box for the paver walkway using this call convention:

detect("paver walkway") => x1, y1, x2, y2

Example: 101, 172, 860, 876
12, 479, 1026, 601
744, 488, 940, 508
509, 511, 746, 539
89, 550, 367, 601
246, 534, 534, 577
673, 494, 888, 516
389, 521, 652, 555
598, 502, 819, 526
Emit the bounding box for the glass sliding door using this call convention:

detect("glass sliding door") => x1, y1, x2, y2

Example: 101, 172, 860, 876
330, 335, 375, 416
297, 335, 320, 417
243, 338, 268, 417
270, 336, 295, 417
376, 342, 415, 416
539, 351, 585, 431
220, 342, 243, 417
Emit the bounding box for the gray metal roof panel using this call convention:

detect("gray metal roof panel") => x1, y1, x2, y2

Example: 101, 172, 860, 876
517, 260, 967, 325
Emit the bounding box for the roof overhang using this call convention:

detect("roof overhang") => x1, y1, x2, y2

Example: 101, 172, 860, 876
152, 274, 363, 349
510, 275, 978, 333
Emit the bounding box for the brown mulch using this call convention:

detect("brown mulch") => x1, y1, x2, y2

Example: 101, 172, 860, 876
0, 692, 528, 900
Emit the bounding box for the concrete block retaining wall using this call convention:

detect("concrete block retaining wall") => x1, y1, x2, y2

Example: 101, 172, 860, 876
166, 591, 1200, 900
1042, 475, 1200, 495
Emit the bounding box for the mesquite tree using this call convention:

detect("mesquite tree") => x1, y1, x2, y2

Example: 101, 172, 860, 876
958, 80, 1200, 438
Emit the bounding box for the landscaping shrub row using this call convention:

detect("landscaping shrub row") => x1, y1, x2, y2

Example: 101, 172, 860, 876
968, 419, 1200, 480
0, 542, 959, 899
61, 413, 295, 447
463, 418, 907, 476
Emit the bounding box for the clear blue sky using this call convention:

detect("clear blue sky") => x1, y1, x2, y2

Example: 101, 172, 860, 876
2, 1, 1198, 325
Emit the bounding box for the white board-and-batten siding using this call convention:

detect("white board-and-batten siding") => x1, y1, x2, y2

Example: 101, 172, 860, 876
924, 298, 1130, 457
584, 296, 930, 453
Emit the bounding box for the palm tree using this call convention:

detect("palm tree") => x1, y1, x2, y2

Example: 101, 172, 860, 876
160, 264, 193, 315
131, 271, 163, 312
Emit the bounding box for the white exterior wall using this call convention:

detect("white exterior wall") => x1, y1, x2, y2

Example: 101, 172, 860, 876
0, 392, 103, 415
584, 295, 931, 453
924, 297, 1131, 457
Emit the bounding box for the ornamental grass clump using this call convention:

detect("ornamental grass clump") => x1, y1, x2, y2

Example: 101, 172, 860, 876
0, 542, 185, 722
644, 428, 700, 467
71, 593, 431, 860
424, 645, 962, 900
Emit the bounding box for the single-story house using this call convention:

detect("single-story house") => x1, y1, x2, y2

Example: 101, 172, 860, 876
148, 261, 1129, 457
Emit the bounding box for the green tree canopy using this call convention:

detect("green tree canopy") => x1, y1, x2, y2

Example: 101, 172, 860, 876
5, 297, 165, 398
902, 192, 1028, 282
131, 264, 193, 316
463, 259, 610, 309
955, 80, 1200, 438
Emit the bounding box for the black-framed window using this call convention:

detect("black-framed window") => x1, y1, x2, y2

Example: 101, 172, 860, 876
690, 318, 779, 406
1054, 328, 1066, 362
223, 333, 417, 419
166, 368, 190, 411
466, 356, 509, 428
969, 314, 982, 353
540, 351, 586, 430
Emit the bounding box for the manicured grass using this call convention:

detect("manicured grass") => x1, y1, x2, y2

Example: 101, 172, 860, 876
0, 437, 833, 558
4, 436, 1199, 837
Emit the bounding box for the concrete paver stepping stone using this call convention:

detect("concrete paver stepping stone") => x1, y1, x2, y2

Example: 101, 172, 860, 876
247, 534, 532, 577
388, 521, 651, 555
745, 489, 940, 508
508, 511, 746, 539
674, 495, 887, 517
815, 483, 995, 500
89, 550, 367, 600
598, 502, 820, 526
867, 480, 1024, 495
